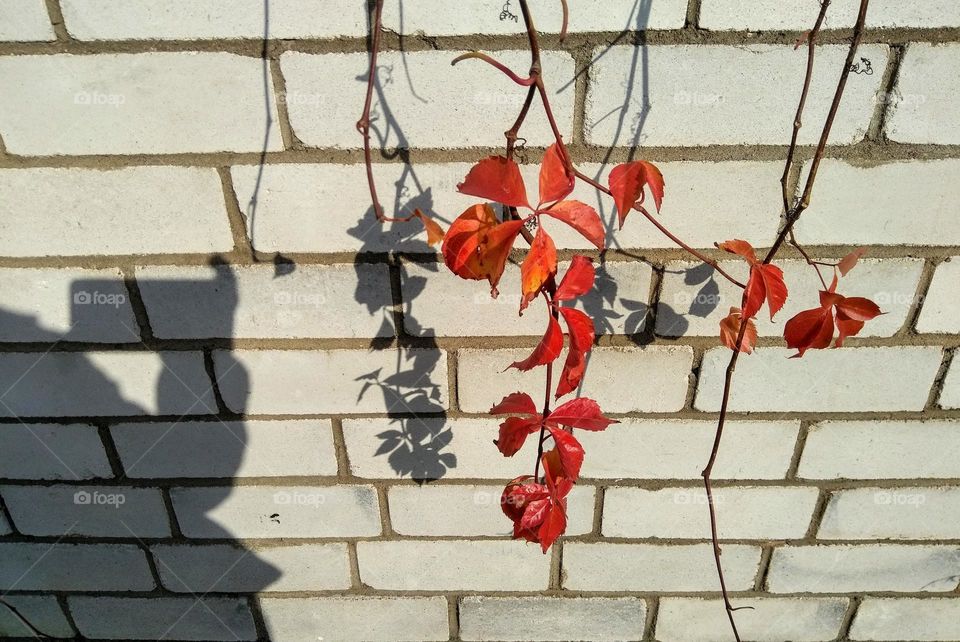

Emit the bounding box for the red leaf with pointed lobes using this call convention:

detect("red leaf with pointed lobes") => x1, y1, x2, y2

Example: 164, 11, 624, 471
834, 313, 865, 347
741, 267, 766, 320
441, 204, 524, 296
837, 248, 867, 276
537, 458, 572, 553
413, 209, 445, 247
509, 315, 563, 371
545, 427, 584, 481
718, 239, 759, 264
555, 349, 585, 400
835, 297, 882, 322
547, 397, 617, 431
542, 201, 605, 250
495, 416, 542, 457
719, 307, 758, 354
555, 307, 595, 399
555, 256, 596, 302
538, 143, 574, 206
608, 160, 664, 229
501, 477, 548, 538
490, 392, 538, 416
520, 226, 557, 314
758, 264, 788, 319
784, 306, 835, 358
457, 156, 530, 209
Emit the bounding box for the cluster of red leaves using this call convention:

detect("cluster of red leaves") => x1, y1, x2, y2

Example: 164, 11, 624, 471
439, 148, 662, 552
717, 241, 881, 357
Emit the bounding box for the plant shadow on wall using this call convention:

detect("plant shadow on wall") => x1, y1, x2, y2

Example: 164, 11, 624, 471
348, 5, 452, 482
0, 264, 280, 639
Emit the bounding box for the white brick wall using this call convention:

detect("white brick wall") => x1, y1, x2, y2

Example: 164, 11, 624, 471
700, 0, 960, 30
0, 543, 155, 591
0, 424, 111, 479
850, 598, 960, 641
917, 258, 960, 333
819, 487, 960, 540
69, 596, 256, 641
887, 44, 960, 144
0, 1, 55, 42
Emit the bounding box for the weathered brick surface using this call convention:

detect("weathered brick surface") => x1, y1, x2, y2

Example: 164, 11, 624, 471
0, 423, 112, 480
0, 543, 155, 591
850, 598, 960, 641
700, 0, 960, 30
0, 0, 55, 41
69, 596, 256, 641
917, 258, 960, 334
819, 487, 960, 540
887, 44, 960, 144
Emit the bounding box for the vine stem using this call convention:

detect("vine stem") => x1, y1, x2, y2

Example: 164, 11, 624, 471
702, 1, 870, 640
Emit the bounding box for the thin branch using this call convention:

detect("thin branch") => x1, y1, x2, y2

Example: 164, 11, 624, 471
452, 51, 536, 86
703, 2, 871, 640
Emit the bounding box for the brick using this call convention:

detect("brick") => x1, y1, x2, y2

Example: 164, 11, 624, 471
0, 54, 281, 155
0, 596, 74, 638
578, 419, 799, 479
0, 423, 112, 480
357, 541, 551, 590
696, 347, 941, 412
820, 487, 960, 540
0, 351, 216, 417
917, 258, 960, 333
459, 596, 646, 642
563, 543, 761, 591
260, 597, 449, 642
60, 0, 367, 40
231, 161, 784, 254
700, 0, 960, 30
656, 597, 848, 642
795, 160, 960, 246
458, 346, 693, 413
585, 45, 886, 146
137, 263, 393, 339
280, 50, 574, 149
153, 543, 351, 592
0, 512, 9, 535
0, 167, 233, 256
342, 417, 544, 480
69, 597, 256, 642
1, 484, 170, 537
850, 598, 960, 641
943, 361, 960, 409
887, 44, 960, 144
171, 485, 381, 538
111, 419, 337, 478
388, 484, 595, 536
603, 486, 818, 539
402, 260, 652, 337
382, 0, 687, 35
767, 545, 960, 593
0, 267, 139, 342
0, 1, 54, 41
0, 543, 154, 591
213, 349, 448, 415
798, 420, 960, 479
657, 258, 923, 338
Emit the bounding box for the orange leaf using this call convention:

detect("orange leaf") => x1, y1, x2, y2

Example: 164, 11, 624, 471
457, 156, 530, 209
741, 267, 766, 320
542, 200, 605, 250
758, 264, 788, 320
509, 315, 563, 371
520, 226, 557, 314
837, 248, 867, 276
719, 307, 758, 354
608, 160, 664, 229
413, 209, 445, 247
538, 143, 574, 206
718, 239, 759, 264
441, 204, 524, 297
555, 256, 596, 302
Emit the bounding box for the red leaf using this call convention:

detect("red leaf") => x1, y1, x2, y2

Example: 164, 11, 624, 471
546, 427, 584, 480
457, 156, 530, 209
834, 313, 865, 347
758, 264, 788, 320
520, 226, 557, 314
784, 306, 834, 358
509, 315, 563, 371
608, 160, 664, 229
537, 502, 567, 553
718, 239, 759, 264
441, 204, 524, 296
554, 256, 596, 302
555, 348, 586, 400
501, 477, 548, 529
542, 201, 605, 250
495, 416, 542, 457
413, 209, 444, 247
520, 498, 550, 530
835, 296, 882, 322
559, 307, 595, 351
547, 397, 616, 431
837, 248, 867, 276
741, 267, 766, 320
538, 143, 574, 206
490, 392, 538, 416
719, 307, 757, 354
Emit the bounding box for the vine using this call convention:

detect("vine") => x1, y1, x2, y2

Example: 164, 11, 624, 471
358, 0, 876, 639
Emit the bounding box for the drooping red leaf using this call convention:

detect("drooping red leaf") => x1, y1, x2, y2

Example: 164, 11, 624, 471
835, 296, 882, 322
520, 226, 557, 313
758, 263, 788, 319
784, 306, 834, 358
501, 476, 548, 540
490, 392, 538, 416
719, 307, 757, 354
538, 143, 574, 206
608, 160, 664, 228
509, 315, 563, 371
741, 267, 766, 320
542, 201, 605, 250
495, 416, 542, 457
718, 239, 759, 264
555, 348, 586, 400
457, 156, 530, 209
519, 497, 551, 530
554, 256, 596, 302
441, 204, 524, 296
412, 209, 445, 247
545, 428, 584, 481
555, 307, 595, 399
536, 459, 572, 552
837, 247, 867, 276
547, 397, 617, 431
